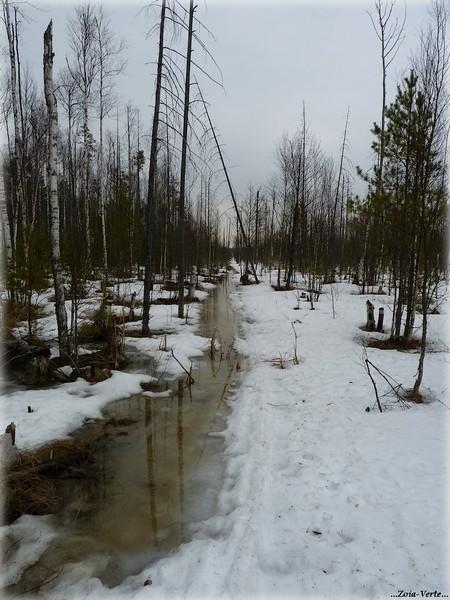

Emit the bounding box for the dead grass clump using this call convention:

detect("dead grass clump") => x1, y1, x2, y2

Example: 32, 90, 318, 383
152, 295, 199, 305
140, 380, 167, 393
111, 295, 143, 309
78, 311, 108, 342
125, 328, 168, 338
366, 336, 421, 351
152, 295, 178, 305
162, 281, 178, 292
5, 437, 99, 524
403, 389, 424, 403
6, 473, 59, 523
271, 284, 293, 291
4, 301, 44, 335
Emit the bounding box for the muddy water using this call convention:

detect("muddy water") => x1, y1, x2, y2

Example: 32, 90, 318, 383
11, 276, 239, 593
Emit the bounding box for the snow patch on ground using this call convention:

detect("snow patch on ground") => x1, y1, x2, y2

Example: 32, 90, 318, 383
0, 371, 153, 450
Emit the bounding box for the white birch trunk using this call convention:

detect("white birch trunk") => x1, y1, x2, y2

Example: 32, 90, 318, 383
0, 170, 12, 263
43, 20, 70, 355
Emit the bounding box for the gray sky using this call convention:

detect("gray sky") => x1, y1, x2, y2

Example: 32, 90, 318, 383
12, 0, 432, 202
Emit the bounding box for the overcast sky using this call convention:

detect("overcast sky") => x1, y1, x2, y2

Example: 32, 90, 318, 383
7, 0, 433, 204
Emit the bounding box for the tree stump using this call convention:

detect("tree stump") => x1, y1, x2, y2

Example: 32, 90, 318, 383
377, 307, 384, 332
366, 300, 375, 331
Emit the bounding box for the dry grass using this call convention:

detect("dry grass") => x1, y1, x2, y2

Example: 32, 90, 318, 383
403, 389, 424, 403
162, 281, 179, 292
5, 437, 99, 524
3, 301, 44, 336
209, 328, 222, 359
366, 336, 422, 351
271, 284, 294, 292
151, 295, 200, 305
111, 295, 143, 309
140, 380, 167, 393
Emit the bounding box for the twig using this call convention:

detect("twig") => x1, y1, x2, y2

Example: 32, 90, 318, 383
170, 349, 194, 384
364, 358, 383, 413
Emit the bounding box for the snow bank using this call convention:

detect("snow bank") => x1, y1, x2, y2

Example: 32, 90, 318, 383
0, 371, 153, 450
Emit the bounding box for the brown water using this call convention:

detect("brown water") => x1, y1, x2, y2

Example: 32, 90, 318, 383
8, 276, 239, 593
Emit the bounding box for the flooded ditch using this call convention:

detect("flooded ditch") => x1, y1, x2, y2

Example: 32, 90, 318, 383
5, 276, 240, 595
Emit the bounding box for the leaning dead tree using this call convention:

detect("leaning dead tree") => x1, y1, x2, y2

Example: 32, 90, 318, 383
197, 83, 259, 284
43, 20, 69, 355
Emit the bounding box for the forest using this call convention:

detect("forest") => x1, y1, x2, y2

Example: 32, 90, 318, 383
1, 0, 449, 598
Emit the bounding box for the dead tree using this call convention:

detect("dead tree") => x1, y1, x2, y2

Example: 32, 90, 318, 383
369, 0, 405, 188
43, 20, 70, 355
197, 84, 259, 284
2, 0, 24, 266
366, 300, 376, 330
177, 0, 195, 319
94, 7, 125, 278
67, 4, 99, 266
142, 0, 166, 335
377, 307, 384, 331
413, 1, 449, 395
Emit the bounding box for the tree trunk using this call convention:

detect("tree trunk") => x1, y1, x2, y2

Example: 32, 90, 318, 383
0, 169, 12, 263
43, 20, 70, 356
83, 101, 91, 265
177, 0, 195, 320
3, 0, 24, 269
142, 0, 166, 335
98, 69, 108, 277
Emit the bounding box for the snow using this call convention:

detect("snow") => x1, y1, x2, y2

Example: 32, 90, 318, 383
0, 372, 154, 450
3, 270, 449, 598
0, 515, 58, 588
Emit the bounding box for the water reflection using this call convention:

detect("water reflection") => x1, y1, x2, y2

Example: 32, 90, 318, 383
145, 400, 159, 548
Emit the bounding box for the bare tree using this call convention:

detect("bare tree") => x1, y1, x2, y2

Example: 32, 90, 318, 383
412, 0, 449, 395
177, 0, 195, 319
2, 0, 24, 264
94, 6, 125, 277
142, 0, 166, 335
369, 0, 405, 187
43, 20, 70, 355
67, 3, 99, 266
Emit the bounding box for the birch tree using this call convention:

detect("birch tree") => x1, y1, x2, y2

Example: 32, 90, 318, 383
94, 7, 125, 277
67, 3, 98, 266
43, 20, 70, 355
2, 0, 24, 266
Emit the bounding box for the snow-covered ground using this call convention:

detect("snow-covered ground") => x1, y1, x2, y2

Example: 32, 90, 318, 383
2, 269, 449, 598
